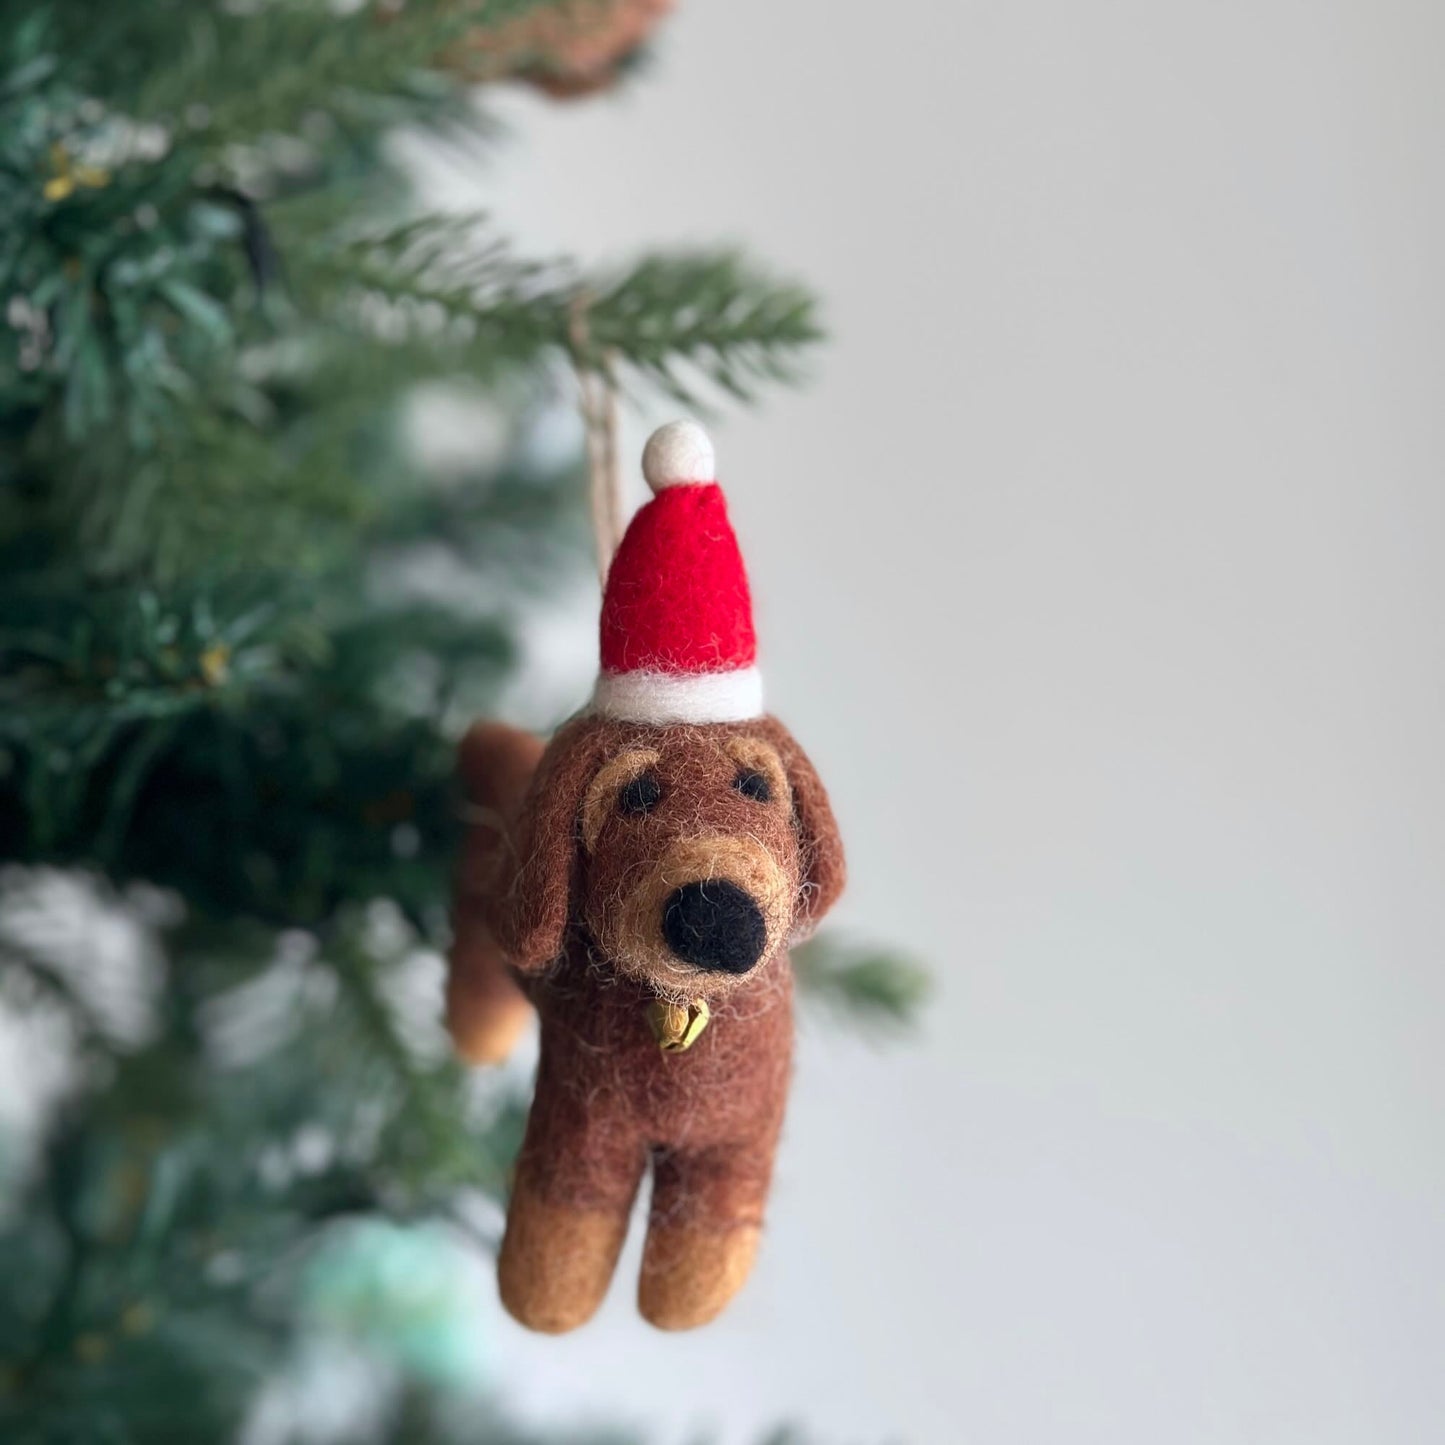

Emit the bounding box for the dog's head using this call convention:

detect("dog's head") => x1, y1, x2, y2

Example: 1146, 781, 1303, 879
494, 715, 844, 1000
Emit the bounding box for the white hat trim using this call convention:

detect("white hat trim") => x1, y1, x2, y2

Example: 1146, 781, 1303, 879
591, 667, 764, 725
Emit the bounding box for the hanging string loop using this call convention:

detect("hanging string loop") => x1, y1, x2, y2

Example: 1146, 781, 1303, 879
569, 291, 624, 583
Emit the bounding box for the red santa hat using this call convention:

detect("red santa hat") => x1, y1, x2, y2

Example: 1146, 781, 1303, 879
591, 420, 763, 725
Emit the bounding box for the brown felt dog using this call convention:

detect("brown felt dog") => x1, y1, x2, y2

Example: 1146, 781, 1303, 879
447, 711, 844, 1331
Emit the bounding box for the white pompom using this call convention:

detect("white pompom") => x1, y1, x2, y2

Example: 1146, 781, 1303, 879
641, 419, 715, 491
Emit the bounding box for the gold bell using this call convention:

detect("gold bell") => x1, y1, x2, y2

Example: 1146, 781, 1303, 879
646, 997, 710, 1053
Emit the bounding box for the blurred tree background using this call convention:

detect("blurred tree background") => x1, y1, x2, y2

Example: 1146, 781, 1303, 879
0, 4, 923, 1441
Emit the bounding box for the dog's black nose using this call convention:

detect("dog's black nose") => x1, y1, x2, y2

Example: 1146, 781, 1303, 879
661, 880, 767, 974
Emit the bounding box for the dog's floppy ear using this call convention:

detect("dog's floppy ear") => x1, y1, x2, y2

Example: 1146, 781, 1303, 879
454, 718, 545, 948
755, 716, 846, 932
490, 716, 608, 971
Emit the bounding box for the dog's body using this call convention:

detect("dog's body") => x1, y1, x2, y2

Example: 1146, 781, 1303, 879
448, 714, 841, 1332
505, 933, 794, 1332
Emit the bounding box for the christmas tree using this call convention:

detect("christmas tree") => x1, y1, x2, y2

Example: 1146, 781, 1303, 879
0, 4, 923, 1440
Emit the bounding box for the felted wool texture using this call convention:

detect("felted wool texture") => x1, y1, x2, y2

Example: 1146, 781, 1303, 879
489, 714, 845, 995
750, 714, 848, 933
498, 1189, 637, 1334
490, 715, 616, 973
641, 418, 715, 487
503, 942, 792, 1331
591, 665, 765, 725
638, 1221, 761, 1331
598, 483, 757, 676
456, 713, 845, 1332
572, 727, 803, 999
447, 722, 546, 1064
512, 945, 793, 1212
439, 0, 674, 97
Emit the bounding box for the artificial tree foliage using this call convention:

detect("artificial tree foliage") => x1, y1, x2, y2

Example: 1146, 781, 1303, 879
0, 5, 923, 1441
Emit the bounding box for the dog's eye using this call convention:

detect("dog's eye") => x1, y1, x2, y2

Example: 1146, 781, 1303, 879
732, 769, 772, 803
618, 771, 662, 816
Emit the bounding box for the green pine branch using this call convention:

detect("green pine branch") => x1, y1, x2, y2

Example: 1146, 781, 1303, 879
792, 935, 931, 1033
0, 6, 904, 1442
286, 216, 823, 407
0, 904, 530, 1437
586, 253, 822, 404
27, 1, 552, 153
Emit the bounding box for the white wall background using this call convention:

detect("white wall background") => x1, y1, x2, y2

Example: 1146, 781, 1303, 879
415, 3, 1445, 1440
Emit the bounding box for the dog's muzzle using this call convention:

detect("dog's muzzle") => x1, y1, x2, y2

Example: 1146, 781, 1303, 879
661, 879, 768, 974
596, 834, 791, 990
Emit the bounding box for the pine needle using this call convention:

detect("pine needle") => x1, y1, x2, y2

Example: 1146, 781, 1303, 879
792, 934, 931, 1033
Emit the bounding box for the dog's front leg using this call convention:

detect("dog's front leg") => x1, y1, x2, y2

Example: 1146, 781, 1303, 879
498, 1090, 646, 1333
638, 1140, 775, 1330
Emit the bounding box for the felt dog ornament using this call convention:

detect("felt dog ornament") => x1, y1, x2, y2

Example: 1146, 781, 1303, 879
447, 421, 845, 1332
